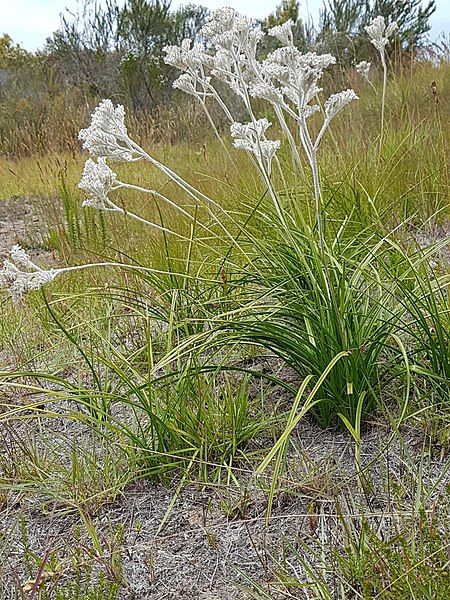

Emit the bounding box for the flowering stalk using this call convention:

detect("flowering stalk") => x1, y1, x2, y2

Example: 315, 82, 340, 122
0, 245, 217, 303
177, 10, 358, 240
1, 9, 362, 303
380, 51, 388, 149
78, 158, 190, 238
164, 11, 293, 208
355, 60, 377, 94
78, 100, 225, 215
365, 16, 397, 152
77, 98, 253, 253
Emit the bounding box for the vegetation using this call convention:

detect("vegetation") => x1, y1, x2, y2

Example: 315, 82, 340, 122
0, 1, 449, 598
0, 0, 441, 156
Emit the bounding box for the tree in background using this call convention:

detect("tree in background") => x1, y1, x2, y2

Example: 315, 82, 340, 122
47, 0, 208, 110
0, 34, 29, 69
261, 0, 312, 52
119, 1, 208, 108
319, 0, 436, 62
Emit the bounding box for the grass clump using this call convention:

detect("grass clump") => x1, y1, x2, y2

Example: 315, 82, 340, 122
204, 214, 404, 428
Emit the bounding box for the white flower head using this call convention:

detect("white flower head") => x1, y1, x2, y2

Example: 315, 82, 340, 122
355, 60, 372, 80
79, 99, 133, 161
210, 49, 244, 95
314, 89, 359, 149
365, 16, 397, 53
79, 157, 117, 210
302, 104, 321, 119
262, 49, 335, 108
268, 19, 295, 46
325, 89, 359, 120
230, 118, 281, 173
0, 246, 57, 303
9, 244, 37, 270
163, 38, 209, 71
173, 73, 198, 95
258, 139, 281, 164
202, 6, 237, 39
249, 82, 286, 106
202, 7, 263, 56
230, 117, 271, 145
211, 48, 234, 76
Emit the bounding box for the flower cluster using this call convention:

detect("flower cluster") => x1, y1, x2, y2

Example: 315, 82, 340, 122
259, 49, 336, 115
164, 38, 212, 99
79, 99, 134, 162
78, 157, 118, 210
172, 73, 201, 96
163, 38, 209, 71
230, 119, 281, 173
355, 60, 372, 80
0, 245, 57, 303
325, 89, 359, 120
268, 19, 295, 46
162, 8, 359, 212
163, 7, 358, 159
365, 16, 397, 53
201, 7, 263, 56
163, 9, 264, 105
204, 9, 263, 100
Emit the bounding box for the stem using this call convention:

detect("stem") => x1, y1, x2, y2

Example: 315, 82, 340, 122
206, 82, 235, 123
114, 182, 210, 232
310, 147, 324, 248
198, 98, 234, 162
101, 198, 185, 239
314, 118, 330, 152
127, 139, 223, 212
274, 105, 303, 170
127, 140, 257, 258
368, 78, 378, 95
380, 50, 387, 154
298, 115, 324, 248
55, 262, 217, 283
230, 49, 287, 226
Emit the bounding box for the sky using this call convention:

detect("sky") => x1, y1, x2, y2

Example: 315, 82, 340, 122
1, 0, 449, 51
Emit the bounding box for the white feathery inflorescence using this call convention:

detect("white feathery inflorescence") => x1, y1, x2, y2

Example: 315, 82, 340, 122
0, 246, 58, 303
201, 7, 239, 42
201, 7, 263, 56
262, 49, 336, 111
210, 51, 245, 97
230, 119, 281, 173
197, 8, 265, 102
163, 39, 216, 105
268, 19, 295, 46
249, 81, 286, 106
78, 157, 118, 210
165, 8, 358, 169
355, 60, 372, 80
9, 244, 38, 270
365, 16, 397, 53
172, 73, 199, 95
324, 89, 359, 120
78, 99, 134, 161
163, 38, 209, 71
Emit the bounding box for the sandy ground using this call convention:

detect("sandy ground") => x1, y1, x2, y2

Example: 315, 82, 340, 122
0, 196, 55, 265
